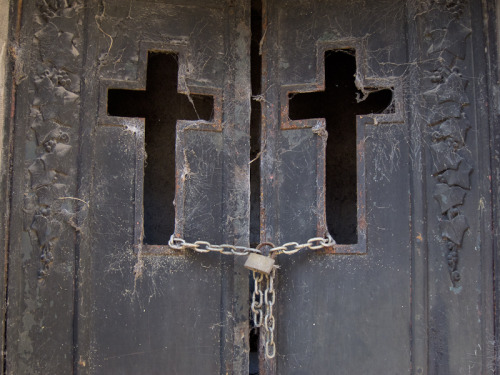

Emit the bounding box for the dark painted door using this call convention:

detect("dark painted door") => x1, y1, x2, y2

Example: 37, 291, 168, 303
7, 1, 252, 374
5, 0, 497, 375
83, 2, 252, 374
256, 1, 494, 374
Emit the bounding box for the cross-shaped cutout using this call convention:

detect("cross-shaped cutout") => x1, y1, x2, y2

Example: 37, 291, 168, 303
289, 50, 393, 244
107, 52, 214, 245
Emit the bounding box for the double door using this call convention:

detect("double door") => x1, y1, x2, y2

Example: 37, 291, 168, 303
5, 1, 495, 374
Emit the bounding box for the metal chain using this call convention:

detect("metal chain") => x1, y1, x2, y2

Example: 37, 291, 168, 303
251, 269, 276, 359
168, 236, 262, 256
263, 268, 276, 359
168, 233, 336, 256
251, 271, 264, 328
168, 233, 335, 360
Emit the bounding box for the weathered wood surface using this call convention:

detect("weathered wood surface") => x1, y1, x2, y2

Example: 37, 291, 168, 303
259, 1, 496, 374
1, 0, 498, 374
6, 1, 251, 374
0, 1, 11, 373
79, 1, 251, 374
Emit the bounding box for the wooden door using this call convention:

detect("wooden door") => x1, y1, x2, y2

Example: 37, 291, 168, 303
257, 1, 495, 374
6, 1, 252, 374
3, 0, 498, 374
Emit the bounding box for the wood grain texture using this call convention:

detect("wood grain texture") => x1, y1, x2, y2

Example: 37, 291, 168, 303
75, 1, 251, 374
2, 1, 497, 374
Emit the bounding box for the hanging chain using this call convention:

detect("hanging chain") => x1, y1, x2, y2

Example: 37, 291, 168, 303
168, 234, 335, 256
168, 233, 335, 360
263, 268, 276, 358
251, 271, 264, 328
251, 269, 276, 359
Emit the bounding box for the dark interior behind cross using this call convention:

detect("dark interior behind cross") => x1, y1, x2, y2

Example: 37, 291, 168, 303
289, 50, 392, 244
107, 52, 214, 245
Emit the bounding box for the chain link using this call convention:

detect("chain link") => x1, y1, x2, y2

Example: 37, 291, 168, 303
251, 271, 264, 328
251, 269, 276, 359
263, 268, 276, 359
168, 233, 335, 360
168, 235, 263, 256
168, 233, 335, 256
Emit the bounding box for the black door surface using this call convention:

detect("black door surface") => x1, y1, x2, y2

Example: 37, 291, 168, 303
258, 1, 495, 373
7, 1, 252, 373
3, 0, 498, 374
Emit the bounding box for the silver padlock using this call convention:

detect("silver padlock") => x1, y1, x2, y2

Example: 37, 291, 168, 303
244, 253, 275, 275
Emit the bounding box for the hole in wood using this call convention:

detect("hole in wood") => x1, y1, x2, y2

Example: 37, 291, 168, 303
107, 52, 214, 245
250, 1, 262, 373
249, 325, 260, 375
250, 0, 262, 249
289, 50, 392, 244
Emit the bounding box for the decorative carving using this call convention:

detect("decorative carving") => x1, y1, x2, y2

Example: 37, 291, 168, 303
438, 160, 472, 189
433, 183, 466, 214
27, 0, 83, 283
419, 1, 472, 286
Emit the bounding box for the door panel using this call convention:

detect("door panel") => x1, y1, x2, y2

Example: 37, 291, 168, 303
260, 1, 412, 369
258, 1, 493, 374
90, 127, 225, 373
7, 1, 251, 374
83, 2, 251, 374
4, 1, 496, 374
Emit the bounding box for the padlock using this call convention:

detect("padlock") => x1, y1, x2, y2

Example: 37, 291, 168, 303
244, 253, 275, 275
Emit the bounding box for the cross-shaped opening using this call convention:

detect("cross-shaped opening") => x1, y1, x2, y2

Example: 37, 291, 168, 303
107, 52, 214, 245
289, 50, 393, 244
